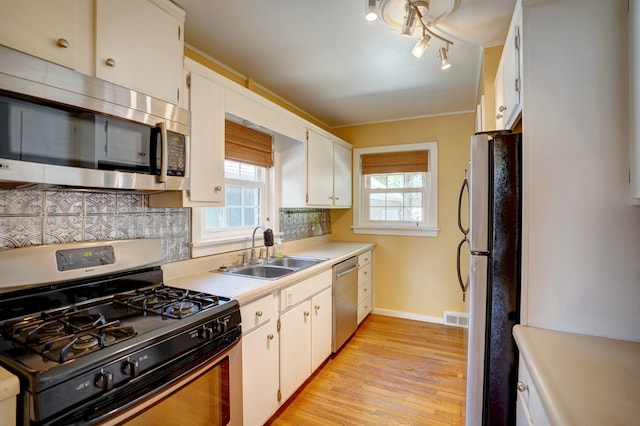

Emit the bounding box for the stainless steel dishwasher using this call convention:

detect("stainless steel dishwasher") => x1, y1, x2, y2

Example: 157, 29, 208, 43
332, 256, 359, 352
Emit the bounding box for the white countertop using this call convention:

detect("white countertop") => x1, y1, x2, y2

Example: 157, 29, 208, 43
513, 325, 640, 426
164, 240, 374, 305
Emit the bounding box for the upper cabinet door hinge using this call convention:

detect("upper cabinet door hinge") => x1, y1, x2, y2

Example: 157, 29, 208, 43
178, 26, 182, 41
515, 78, 520, 93
515, 26, 520, 50
186, 73, 191, 89
277, 318, 281, 332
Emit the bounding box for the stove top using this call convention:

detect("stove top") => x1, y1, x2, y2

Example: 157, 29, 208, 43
0, 239, 242, 425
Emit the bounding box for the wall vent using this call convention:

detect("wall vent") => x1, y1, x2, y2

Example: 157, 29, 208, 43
444, 311, 469, 328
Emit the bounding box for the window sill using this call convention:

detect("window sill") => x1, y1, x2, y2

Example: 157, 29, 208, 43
351, 225, 439, 237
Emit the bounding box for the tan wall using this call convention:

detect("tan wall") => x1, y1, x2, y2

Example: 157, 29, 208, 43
332, 113, 474, 320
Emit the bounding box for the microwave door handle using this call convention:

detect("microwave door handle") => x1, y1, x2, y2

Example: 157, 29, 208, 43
157, 122, 168, 183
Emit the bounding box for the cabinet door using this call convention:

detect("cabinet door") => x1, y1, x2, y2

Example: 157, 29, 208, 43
502, 24, 521, 127
242, 321, 279, 426
279, 301, 311, 402
310, 287, 332, 372
306, 130, 334, 206
0, 0, 77, 69
333, 143, 352, 208
188, 72, 225, 204
95, 0, 183, 104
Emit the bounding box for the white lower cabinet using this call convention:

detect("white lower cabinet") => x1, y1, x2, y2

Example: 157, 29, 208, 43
278, 270, 332, 402
241, 294, 279, 426
516, 357, 550, 426
357, 250, 374, 324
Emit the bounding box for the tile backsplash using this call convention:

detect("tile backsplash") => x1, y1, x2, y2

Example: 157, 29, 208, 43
279, 208, 331, 241
0, 188, 190, 262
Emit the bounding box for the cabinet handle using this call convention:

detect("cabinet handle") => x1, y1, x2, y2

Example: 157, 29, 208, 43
214, 185, 222, 192
335, 197, 340, 201
255, 311, 263, 317
314, 305, 320, 311
363, 288, 368, 292
517, 381, 529, 392
267, 334, 274, 340
496, 113, 503, 120
56, 38, 70, 48
498, 105, 507, 112
105, 58, 116, 67
303, 311, 310, 317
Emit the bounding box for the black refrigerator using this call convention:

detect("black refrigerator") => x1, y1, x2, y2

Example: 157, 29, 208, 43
457, 131, 522, 425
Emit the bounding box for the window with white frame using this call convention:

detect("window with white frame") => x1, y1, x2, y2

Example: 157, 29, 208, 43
353, 142, 438, 237
191, 119, 274, 256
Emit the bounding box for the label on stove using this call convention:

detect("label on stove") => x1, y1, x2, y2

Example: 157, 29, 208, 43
55, 246, 116, 271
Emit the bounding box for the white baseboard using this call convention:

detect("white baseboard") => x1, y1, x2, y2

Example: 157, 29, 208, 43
372, 308, 444, 325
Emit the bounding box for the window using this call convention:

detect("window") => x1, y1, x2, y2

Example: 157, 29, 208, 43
353, 142, 438, 237
191, 119, 274, 256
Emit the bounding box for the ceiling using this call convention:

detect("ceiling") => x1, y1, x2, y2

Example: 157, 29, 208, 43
172, 0, 517, 128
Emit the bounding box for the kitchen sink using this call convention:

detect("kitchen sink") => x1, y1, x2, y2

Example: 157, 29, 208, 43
267, 256, 326, 269
216, 256, 327, 280
230, 265, 295, 279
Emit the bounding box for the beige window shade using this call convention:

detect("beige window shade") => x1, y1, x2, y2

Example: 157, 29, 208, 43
225, 120, 273, 167
361, 150, 428, 174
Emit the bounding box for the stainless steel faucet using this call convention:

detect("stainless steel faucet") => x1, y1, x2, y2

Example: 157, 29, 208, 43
250, 226, 266, 264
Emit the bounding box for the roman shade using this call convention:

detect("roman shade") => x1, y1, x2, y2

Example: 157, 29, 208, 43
361, 150, 428, 174
225, 120, 273, 167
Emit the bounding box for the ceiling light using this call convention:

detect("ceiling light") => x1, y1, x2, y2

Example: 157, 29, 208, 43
400, 3, 418, 37
439, 46, 451, 69
411, 32, 431, 58
366, 0, 454, 69
365, 0, 379, 21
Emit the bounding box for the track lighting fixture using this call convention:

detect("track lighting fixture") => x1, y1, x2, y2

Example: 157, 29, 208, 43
365, 0, 454, 69
400, 4, 418, 37
439, 45, 451, 69
412, 30, 431, 58
365, 0, 378, 22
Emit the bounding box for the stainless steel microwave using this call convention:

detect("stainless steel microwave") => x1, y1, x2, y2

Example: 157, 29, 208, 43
0, 45, 190, 192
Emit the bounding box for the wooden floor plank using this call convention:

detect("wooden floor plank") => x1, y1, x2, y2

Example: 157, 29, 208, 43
266, 314, 467, 426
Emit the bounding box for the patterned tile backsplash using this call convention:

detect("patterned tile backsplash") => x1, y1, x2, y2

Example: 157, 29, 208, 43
0, 188, 190, 262
279, 208, 331, 241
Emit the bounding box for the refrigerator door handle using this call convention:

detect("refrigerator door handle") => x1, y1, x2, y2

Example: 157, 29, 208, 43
458, 170, 469, 236
456, 237, 470, 301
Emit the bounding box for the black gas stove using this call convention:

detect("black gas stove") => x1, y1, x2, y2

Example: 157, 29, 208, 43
0, 239, 241, 426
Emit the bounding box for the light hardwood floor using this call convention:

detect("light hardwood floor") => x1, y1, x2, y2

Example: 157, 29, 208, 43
266, 314, 468, 426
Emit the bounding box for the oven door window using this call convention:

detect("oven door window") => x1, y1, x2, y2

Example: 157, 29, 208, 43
123, 357, 230, 426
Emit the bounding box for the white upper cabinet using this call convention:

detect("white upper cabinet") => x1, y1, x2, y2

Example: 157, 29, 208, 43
281, 129, 352, 208
149, 59, 226, 208
0, 0, 185, 105
0, 0, 79, 69
307, 130, 335, 206
95, 0, 184, 104
495, 0, 523, 130
333, 142, 353, 208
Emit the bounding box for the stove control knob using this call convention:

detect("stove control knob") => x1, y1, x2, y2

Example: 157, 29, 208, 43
200, 326, 215, 340
95, 370, 114, 391
122, 359, 139, 377
218, 319, 228, 334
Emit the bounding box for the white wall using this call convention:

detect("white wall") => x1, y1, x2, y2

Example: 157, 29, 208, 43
521, 0, 640, 341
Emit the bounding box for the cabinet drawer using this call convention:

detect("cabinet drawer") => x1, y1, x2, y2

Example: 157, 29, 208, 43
357, 298, 372, 324
358, 251, 372, 267
241, 293, 276, 333
280, 270, 332, 311
358, 280, 371, 304
358, 263, 371, 284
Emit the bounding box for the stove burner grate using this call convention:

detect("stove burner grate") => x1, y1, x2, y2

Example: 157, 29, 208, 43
114, 286, 221, 319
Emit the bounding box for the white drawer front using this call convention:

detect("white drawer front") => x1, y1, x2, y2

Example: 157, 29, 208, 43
358, 263, 371, 284
280, 269, 332, 311
357, 299, 371, 324
241, 293, 276, 333
358, 250, 372, 267
358, 280, 371, 304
